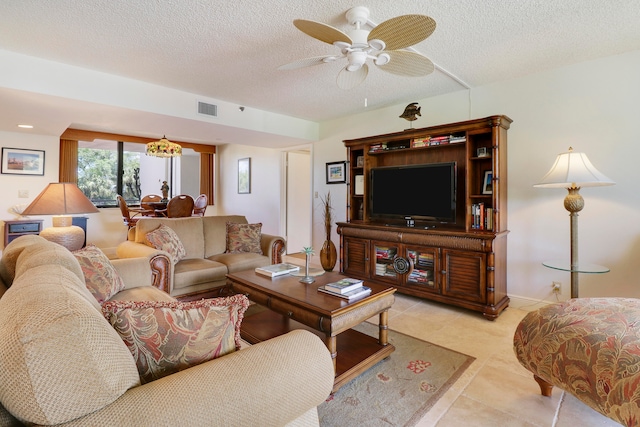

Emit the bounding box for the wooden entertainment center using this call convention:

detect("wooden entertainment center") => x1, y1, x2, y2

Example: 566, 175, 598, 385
337, 115, 512, 320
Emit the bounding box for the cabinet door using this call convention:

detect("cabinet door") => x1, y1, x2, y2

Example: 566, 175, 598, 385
343, 237, 370, 278
441, 249, 486, 303
372, 242, 399, 284
405, 247, 439, 294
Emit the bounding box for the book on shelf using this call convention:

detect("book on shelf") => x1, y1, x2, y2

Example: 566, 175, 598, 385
324, 277, 364, 294
318, 285, 372, 301
255, 263, 300, 277
471, 203, 494, 231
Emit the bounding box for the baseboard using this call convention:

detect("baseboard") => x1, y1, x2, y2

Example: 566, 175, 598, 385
507, 294, 565, 312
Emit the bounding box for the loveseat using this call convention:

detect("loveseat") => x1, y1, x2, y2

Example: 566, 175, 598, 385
0, 235, 334, 426
116, 215, 286, 298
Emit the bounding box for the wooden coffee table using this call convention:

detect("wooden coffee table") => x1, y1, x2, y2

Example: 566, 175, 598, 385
227, 270, 396, 392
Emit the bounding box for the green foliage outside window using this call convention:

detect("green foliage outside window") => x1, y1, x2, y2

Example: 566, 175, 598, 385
77, 146, 141, 207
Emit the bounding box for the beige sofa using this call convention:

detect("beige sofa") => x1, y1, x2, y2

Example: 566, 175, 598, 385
0, 236, 333, 426
116, 215, 286, 298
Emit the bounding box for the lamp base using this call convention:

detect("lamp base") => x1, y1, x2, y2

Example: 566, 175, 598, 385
40, 225, 85, 251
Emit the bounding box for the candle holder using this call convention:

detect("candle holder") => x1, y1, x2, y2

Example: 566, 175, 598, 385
299, 246, 315, 284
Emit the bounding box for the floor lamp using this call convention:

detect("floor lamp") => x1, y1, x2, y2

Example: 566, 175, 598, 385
534, 147, 614, 298
21, 183, 99, 251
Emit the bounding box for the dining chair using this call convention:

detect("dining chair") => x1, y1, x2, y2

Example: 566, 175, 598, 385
192, 194, 208, 216
117, 195, 143, 230
140, 194, 164, 215
156, 195, 195, 218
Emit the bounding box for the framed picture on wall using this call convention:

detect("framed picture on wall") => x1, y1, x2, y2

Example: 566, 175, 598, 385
482, 170, 493, 195
326, 161, 346, 184
238, 157, 251, 194
1, 147, 45, 175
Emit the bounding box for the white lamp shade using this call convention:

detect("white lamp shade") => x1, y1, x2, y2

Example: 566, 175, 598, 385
534, 148, 615, 188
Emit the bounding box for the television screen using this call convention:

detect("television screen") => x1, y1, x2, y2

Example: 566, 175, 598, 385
369, 162, 456, 223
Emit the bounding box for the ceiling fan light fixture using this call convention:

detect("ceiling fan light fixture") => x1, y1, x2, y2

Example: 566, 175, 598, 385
368, 39, 386, 51
346, 51, 367, 71
375, 52, 390, 66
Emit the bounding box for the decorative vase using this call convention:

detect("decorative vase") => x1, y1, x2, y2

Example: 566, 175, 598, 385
320, 239, 337, 272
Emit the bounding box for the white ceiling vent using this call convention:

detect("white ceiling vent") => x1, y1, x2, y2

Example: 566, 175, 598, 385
197, 101, 218, 117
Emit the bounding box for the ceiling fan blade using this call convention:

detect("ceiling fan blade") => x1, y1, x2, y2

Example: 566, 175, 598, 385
378, 50, 435, 77
293, 19, 352, 45
278, 55, 339, 70
336, 64, 368, 90
369, 15, 436, 51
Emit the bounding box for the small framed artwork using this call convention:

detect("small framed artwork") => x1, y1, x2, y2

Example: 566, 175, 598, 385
1, 147, 45, 176
238, 157, 251, 194
477, 147, 489, 157
326, 161, 346, 184
356, 155, 364, 167
482, 171, 493, 195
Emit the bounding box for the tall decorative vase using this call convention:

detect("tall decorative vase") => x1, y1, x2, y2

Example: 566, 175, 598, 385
320, 239, 337, 271
320, 192, 337, 272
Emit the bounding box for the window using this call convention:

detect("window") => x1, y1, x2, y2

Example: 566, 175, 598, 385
60, 129, 216, 208
78, 141, 146, 208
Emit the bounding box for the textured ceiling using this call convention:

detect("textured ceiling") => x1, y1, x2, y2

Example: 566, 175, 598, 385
1, 0, 640, 145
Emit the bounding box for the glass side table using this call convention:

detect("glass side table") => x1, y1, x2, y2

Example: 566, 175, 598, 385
542, 261, 610, 298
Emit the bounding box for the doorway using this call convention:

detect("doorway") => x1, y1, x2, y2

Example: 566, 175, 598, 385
285, 150, 312, 255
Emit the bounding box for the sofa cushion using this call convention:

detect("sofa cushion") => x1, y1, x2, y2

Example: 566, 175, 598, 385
134, 217, 204, 259
102, 295, 250, 384
73, 244, 126, 304
203, 215, 247, 257
108, 286, 177, 303
173, 258, 228, 290
0, 234, 44, 287
145, 224, 187, 265
208, 252, 271, 274
226, 222, 263, 254
0, 264, 140, 425
14, 238, 99, 311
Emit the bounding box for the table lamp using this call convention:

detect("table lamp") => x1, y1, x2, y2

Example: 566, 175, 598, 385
21, 183, 99, 251
534, 147, 615, 298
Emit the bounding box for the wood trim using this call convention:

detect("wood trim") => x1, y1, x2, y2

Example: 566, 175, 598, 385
60, 128, 216, 154
59, 139, 78, 182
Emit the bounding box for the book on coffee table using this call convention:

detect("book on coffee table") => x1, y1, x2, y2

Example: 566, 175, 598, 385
324, 277, 364, 294
255, 263, 300, 277
318, 285, 371, 301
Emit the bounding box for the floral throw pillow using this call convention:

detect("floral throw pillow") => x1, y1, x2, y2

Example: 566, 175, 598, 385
73, 244, 125, 304
102, 295, 249, 384
226, 222, 263, 254
145, 224, 186, 265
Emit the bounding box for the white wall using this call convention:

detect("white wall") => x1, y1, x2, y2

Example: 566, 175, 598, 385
215, 144, 282, 236
313, 49, 640, 308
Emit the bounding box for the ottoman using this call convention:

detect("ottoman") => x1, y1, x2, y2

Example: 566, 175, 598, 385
513, 298, 640, 427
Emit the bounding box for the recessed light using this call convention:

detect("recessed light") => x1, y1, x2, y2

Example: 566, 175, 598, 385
17, 124, 33, 129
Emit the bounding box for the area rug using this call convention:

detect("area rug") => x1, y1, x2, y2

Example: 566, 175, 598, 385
317, 322, 475, 427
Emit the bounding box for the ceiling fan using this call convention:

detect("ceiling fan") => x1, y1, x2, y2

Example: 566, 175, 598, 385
278, 6, 436, 90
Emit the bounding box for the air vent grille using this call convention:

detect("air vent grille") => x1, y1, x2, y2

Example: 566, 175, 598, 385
198, 102, 218, 117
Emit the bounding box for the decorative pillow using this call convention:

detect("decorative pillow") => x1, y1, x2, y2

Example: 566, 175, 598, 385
102, 295, 250, 384
226, 222, 263, 254
73, 244, 125, 304
145, 224, 187, 264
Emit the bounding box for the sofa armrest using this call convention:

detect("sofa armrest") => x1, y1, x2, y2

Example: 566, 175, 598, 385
57, 330, 334, 427
110, 257, 153, 290
116, 241, 172, 294
261, 233, 286, 264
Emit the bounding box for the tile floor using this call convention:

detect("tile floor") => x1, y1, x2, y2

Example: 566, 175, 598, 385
282, 255, 620, 427
380, 294, 620, 427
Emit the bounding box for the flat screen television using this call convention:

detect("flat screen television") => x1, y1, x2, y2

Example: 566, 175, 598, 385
369, 162, 457, 224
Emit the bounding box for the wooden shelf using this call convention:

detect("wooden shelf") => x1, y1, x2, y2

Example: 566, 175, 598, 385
339, 115, 512, 319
